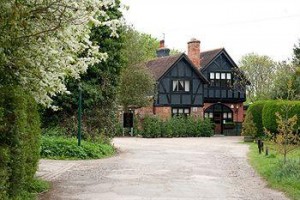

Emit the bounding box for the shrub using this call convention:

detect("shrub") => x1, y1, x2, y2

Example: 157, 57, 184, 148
140, 116, 161, 138
0, 86, 41, 199
262, 100, 300, 133
41, 136, 115, 159
138, 115, 213, 138
198, 118, 214, 137
241, 112, 258, 137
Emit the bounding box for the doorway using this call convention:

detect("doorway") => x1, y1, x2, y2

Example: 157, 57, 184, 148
204, 104, 233, 135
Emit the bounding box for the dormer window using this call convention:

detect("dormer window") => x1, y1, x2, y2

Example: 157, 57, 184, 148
173, 80, 190, 92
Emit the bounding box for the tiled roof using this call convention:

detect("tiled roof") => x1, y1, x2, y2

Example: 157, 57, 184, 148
146, 53, 182, 80
200, 48, 224, 69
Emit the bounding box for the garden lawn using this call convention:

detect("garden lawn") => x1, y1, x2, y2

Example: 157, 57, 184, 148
248, 143, 300, 200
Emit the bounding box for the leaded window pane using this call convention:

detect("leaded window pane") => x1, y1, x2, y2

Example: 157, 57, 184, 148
173, 81, 178, 91
185, 81, 190, 91
221, 73, 226, 79
179, 81, 184, 91
227, 73, 231, 79
228, 113, 232, 119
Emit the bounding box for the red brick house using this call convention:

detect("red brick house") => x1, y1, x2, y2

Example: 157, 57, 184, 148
136, 39, 248, 135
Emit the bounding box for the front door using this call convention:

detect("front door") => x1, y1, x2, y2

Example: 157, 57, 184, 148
214, 112, 222, 134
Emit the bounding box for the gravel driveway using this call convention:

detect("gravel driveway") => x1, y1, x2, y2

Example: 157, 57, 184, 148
38, 137, 288, 200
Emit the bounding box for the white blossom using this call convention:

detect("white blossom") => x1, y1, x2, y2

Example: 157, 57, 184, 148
0, 0, 122, 108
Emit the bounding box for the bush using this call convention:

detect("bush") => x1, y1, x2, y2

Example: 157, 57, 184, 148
41, 136, 115, 159
262, 100, 300, 133
241, 112, 258, 137
0, 86, 41, 199
138, 115, 213, 138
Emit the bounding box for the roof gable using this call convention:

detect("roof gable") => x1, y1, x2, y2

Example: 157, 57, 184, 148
146, 53, 182, 80
200, 48, 238, 71
146, 54, 208, 83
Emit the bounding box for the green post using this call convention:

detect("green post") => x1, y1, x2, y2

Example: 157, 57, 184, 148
78, 84, 82, 146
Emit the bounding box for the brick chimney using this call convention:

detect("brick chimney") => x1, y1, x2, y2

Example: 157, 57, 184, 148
187, 38, 201, 69
156, 40, 170, 57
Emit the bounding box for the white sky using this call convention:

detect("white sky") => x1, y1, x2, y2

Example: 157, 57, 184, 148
122, 0, 300, 63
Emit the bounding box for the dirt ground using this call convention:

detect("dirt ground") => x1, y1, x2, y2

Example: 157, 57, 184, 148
38, 137, 288, 200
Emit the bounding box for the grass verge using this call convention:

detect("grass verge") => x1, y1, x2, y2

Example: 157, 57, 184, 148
41, 136, 115, 160
248, 143, 300, 200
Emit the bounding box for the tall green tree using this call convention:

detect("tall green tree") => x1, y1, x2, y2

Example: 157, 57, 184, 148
118, 27, 159, 111
270, 41, 300, 100
42, 0, 124, 137
239, 53, 276, 101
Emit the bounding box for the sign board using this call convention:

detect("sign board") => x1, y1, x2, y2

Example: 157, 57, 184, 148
123, 113, 133, 128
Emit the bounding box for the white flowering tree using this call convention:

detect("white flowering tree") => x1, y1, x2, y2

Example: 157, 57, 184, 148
0, 0, 120, 108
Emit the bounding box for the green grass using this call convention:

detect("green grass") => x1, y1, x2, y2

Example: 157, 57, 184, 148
248, 143, 300, 200
41, 136, 115, 160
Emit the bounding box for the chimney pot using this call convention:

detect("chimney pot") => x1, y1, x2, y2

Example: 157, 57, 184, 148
159, 40, 165, 48
156, 40, 170, 57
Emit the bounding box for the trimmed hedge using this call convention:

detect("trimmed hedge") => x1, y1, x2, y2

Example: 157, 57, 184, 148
247, 101, 266, 136
262, 100, 300, 133
0, 86, 41, 199
247, 100, 300, 135
138, 116, 213, 138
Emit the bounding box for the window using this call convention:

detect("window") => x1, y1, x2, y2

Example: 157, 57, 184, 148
209, 72, 232, 87
173, 80, 190, 92
172, 107, 190, 117
204, 112, 213, 119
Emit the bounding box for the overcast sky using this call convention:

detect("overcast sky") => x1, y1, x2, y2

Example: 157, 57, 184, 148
122, 0, 300, 63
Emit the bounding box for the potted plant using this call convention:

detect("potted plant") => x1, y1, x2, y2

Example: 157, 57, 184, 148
241, 113, 257, 142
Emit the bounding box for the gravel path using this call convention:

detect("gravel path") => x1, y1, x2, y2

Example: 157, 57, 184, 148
38, 137, 288, 200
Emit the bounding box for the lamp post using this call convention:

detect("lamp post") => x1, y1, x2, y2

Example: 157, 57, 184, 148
78, 83, 82, 146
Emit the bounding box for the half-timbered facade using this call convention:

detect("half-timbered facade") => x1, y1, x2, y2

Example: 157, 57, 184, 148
135, 40, 208, 120
136, 39, 248, 135
188, 39, 248, 135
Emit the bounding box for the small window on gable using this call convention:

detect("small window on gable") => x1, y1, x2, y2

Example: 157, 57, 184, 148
227, 73, 231, 79
221, 73, 226, 79
215, 73, 220, 79
173, 80, 190, 92
210, 73, 215, 79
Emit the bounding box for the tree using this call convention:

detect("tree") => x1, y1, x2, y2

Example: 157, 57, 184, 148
121, 27, 159, 66
271, 61, 300, 100
42, 0, 124, 137
0, 0, 120, 108
117, 27, 159, 111
270, 40, 300, 100
239, 53, 276, 102
265, 108, 300, 164
118, 63, 155, 111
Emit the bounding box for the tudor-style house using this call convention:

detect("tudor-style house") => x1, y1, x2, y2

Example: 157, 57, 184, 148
136, 39, 248, 135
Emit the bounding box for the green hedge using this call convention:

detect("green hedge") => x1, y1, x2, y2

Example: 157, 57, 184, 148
262, 100, 300, 133
0, 86, 41, 199
138, 116, 213, 138
247, 100, 300, 135
247, 101, 269, 136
